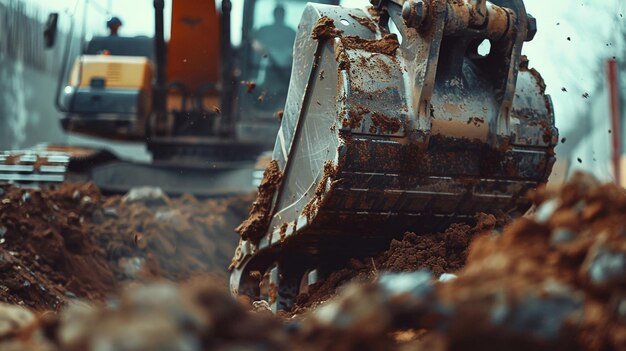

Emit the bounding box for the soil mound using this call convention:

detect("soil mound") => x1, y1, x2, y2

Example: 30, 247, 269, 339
0, 183, 252, 310
296, 213, 498, 311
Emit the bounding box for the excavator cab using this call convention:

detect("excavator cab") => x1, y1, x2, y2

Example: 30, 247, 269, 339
55, 0, 221, 143
237, 0, 340, 144
59, 35, 154, 140
44, 0, 342, 194
51, 0, 336, 159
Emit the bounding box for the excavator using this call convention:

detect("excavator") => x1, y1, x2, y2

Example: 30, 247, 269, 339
230, 0, 558, 311
0, 0, 336, 195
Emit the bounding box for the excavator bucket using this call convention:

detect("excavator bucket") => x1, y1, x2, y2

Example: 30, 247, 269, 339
231, 0, 557, 311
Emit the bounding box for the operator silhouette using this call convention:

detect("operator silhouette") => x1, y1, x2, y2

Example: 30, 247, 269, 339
252, 5, 296, 68
107, 16, 123, 36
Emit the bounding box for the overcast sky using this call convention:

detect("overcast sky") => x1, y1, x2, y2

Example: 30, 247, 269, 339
18, 0, 626, 141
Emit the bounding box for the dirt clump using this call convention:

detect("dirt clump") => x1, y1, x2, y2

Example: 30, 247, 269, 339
302, 161, 338, 220
236, 160, 282, 242
380, 223, 474, 275
342, 105, 370, 130
242, 80, 256, 93
311, 16, 343, 41
0, 183, 116, 310
341, 34, 400, 56
349, 14, 378, 33
370, 112, 402, 134
343, 109, 365, 129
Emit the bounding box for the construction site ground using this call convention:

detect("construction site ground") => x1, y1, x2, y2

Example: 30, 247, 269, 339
0, 174, 625, 350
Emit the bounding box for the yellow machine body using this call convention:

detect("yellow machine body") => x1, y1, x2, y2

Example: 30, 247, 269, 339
62, 55, 153, 139
68, 55, 153, 90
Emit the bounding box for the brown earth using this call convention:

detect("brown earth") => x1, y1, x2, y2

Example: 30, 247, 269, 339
2, 173, 626, 351
341, 34, 400, 56
0, 182, 251, 311
300, 172, 626, 350
235, 160, 282, 243
294, 213, 498, 312
311, 16, 343, 41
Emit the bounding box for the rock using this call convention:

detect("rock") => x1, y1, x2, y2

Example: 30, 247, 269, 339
154, 209, 193, 233
438, 273, 457, 282
80, 196, 92, 206
583, 244, 626, 290
118, 257, 145, 278
314, 283, 391, 335
125, 283, 182, 310
550, 228, 576, 245
490, 284, 584, 341
59, 300, 98, 348
123, 187, 169, 206
252, 300, 272, 314
535, 199, 558, 223
379, 271, 433, 298
21, 192, 31, 203
0, 303, 36, 338
103, 207, 119, 218
154, 210, 182, 226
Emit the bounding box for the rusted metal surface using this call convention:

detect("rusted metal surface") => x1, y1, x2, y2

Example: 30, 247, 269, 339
231, 0, 557, 311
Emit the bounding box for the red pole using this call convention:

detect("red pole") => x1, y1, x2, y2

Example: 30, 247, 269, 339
608, 59, 622, 186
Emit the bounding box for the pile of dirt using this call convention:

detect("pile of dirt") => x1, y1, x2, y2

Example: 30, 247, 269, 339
3, 173, 626, 351
0, 277, 292, 351
304, 172, 626, 350
93, 187, 251, 281
311, 16, 343, 41
0, 183, 115, 310
0, 183, 252, 311
295, 213, 498, 311
433, 172, 626, 350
